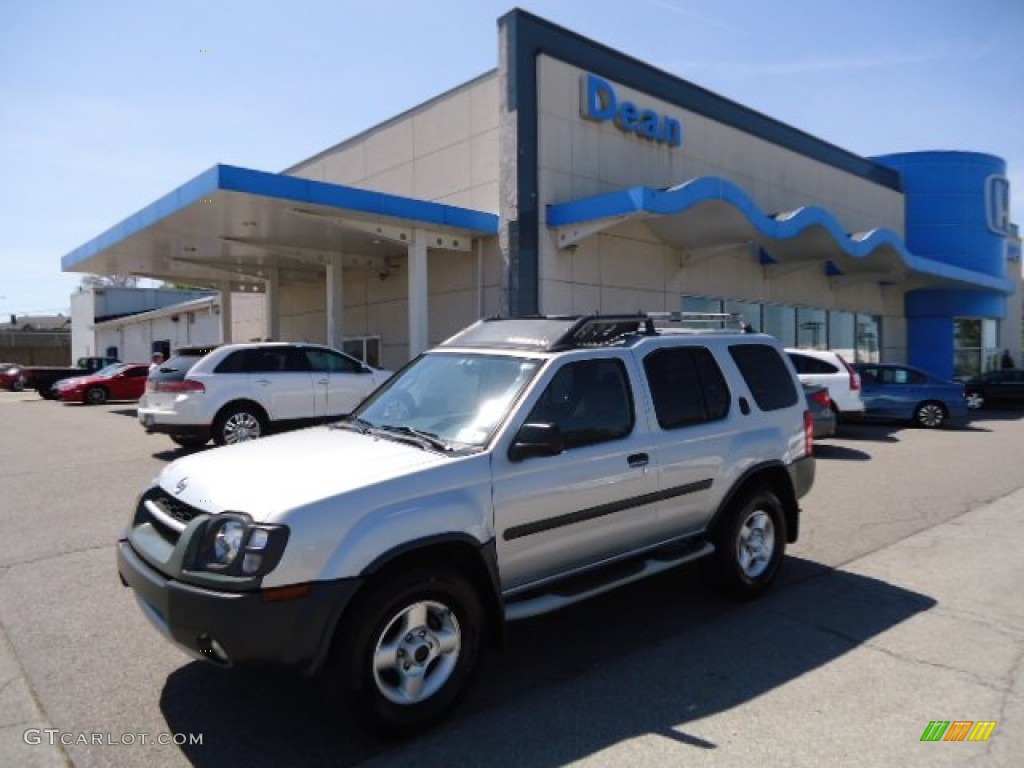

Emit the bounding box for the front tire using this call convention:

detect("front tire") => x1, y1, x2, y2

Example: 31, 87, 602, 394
85, 386, 108, 405
914, 401, 947, 428
712, 487, 787, 598
323, 566, 483, 736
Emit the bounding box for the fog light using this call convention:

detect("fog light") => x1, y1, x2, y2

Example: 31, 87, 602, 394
196, 633, 230, 664
242, 552, 263, 575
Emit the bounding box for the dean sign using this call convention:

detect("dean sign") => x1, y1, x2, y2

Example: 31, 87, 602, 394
580, 73, 682, 148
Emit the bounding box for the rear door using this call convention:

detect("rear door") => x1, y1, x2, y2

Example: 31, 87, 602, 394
492, 354, 662, 591
245, 347, 315, 420
639, 342, 734, 537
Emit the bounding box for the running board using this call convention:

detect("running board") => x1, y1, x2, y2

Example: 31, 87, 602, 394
503, 541, 714, 621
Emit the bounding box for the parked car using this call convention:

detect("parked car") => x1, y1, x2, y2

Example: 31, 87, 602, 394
117, 313, 815, 734
0, 363, 28, 391
57, 363, 151, 404
138, 342, 392, 448
803, 383, 836, 439
786, 349, 864, 420
852, 363, 968, 428
964, 369, 1024, 410
21, 356, 120, 399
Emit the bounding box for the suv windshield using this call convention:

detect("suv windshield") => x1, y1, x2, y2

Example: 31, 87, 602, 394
352, 352, 543, 448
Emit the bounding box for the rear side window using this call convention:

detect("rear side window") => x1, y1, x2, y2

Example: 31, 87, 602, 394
788, 353, 839, 375
643, 346, 730, 428
730, 344, 799, 411
149, 353, 208, 384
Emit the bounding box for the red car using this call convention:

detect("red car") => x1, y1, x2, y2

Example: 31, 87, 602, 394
57, 363, 151, 404
0, 363, 28, 391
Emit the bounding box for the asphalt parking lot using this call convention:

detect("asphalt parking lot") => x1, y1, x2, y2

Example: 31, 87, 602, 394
1, 390, 1022, 767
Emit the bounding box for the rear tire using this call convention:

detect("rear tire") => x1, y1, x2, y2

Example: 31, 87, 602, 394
322, 566, 483, 736
965, 391, 985, 410
212, 404, 267, 446
712, 487, 787, 598
913, 401, 947, 429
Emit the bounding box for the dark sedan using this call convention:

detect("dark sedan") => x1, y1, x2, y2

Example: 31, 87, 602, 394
853, 363, 968, 429
964, 369, 1024, 410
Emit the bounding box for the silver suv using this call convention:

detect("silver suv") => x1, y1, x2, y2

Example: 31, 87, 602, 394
118, 314, 814, 733
138, 342, 391, 447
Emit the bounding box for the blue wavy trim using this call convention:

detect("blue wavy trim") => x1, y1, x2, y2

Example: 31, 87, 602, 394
547, 177, 1013, 293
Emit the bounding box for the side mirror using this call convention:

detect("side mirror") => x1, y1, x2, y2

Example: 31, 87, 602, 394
508, 422, 564, 462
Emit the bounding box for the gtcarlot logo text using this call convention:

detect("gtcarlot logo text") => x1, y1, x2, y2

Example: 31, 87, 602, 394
24, 729, 203, 746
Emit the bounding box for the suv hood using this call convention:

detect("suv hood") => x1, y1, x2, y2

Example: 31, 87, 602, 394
157, 426, 452, 522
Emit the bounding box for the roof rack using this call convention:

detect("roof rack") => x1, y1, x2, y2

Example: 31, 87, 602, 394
548, 312, 753, 351
440, 312, 755, 353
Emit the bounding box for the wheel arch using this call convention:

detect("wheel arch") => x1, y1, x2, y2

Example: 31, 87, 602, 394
213, 399, 270, 428
710, 462, 799, 544
313, 534, 504, 677
360, 535, 504, 647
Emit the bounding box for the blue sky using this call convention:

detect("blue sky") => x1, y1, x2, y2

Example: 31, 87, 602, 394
2, 0, 1021, 316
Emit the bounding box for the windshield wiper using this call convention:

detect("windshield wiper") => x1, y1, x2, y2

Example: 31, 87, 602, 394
375, 424, 452, 452
331, 416, 374, 434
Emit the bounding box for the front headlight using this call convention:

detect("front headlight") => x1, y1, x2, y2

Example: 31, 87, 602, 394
212, 518, 246, 565
196, 513, 289, 577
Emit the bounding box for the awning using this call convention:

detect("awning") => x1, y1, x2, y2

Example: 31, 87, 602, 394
62, 164, 499, 291
547, 177, 1014, 294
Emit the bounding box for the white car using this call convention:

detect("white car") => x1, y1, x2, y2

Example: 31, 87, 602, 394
138, 342, 391, 447
785, 348, 865, 418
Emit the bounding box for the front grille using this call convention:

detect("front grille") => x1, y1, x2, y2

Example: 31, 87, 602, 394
150, 488, 202, 525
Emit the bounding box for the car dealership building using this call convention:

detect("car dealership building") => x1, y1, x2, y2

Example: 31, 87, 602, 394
62, 9, 1021, 378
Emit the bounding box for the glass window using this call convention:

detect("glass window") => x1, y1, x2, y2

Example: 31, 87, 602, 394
643, 347, 730, 429
724, 300, 762, 332
787, 352, 838, 375
796, 307, 827, 349
855, 315, 881, 363
343, 337, 381, 368
306, 349, 363, 374
525, 359, 634, 450
728, 344, 799, 411
763, 305, 796, 347
829, 311, 855, 360
682, 296, 722, 314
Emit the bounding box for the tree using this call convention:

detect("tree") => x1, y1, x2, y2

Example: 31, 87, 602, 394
79, 274, 140, 290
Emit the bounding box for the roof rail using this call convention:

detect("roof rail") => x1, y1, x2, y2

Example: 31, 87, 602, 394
646, 312, 753, 333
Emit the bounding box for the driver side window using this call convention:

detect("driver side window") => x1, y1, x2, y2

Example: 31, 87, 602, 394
525, 359, 633, 450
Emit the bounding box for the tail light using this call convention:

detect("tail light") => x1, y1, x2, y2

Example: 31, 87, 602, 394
804, 409, 814, 456
150, 379, 205, 394
839, 354, 860, 392
808, 388, 831, 408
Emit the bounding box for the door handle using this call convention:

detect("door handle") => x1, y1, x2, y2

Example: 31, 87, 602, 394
316, 378, 329, 384
627, 453, 649, 468
254, 378, 271, 385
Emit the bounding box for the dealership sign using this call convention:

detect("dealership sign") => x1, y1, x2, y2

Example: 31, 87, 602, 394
985, 174, 1011, 237
580, 74, 682, 148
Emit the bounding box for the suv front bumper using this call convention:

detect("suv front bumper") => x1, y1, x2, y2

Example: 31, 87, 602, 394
117, 540, 361, 675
